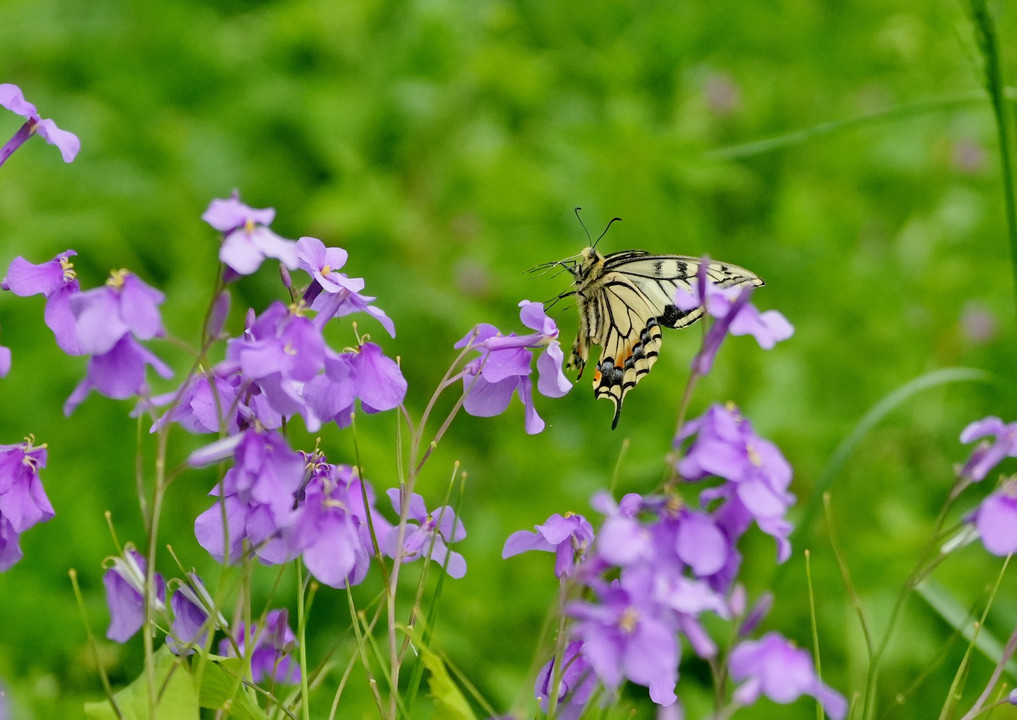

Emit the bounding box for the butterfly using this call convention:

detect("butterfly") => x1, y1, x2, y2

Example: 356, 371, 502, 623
540, 225, 763, 429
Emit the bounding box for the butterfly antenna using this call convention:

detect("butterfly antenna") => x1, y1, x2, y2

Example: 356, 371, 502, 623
593, 216, 622, 250
574, 207, 593, 245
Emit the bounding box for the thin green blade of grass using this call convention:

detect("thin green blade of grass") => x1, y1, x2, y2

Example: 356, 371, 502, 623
705, 91, 985, 161
917, 579, 1017, 681
965, 0, 1017, 331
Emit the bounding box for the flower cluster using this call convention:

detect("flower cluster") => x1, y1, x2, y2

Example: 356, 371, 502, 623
103, 549, 299, 682
677, 402, 795, 566
2, 86, 846, 720
190, 437, 467, 588
456, 300, 571, 434
503, 402, 844, 717
148, 203, 405, 436
2, 254, 173, 414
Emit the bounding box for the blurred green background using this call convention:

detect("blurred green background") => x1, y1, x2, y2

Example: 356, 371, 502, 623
3, 0, 1017, 717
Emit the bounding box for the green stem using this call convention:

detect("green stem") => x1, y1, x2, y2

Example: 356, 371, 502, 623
296, 562, 311, 720
969, 0, 1017, 325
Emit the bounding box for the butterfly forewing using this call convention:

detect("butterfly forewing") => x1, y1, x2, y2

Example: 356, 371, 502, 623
563, 247, 763, 429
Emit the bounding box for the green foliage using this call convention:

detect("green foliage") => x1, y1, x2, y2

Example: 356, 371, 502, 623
195, 658, 269, 720
82, 646, 199, 720
3, 0, 1017, 718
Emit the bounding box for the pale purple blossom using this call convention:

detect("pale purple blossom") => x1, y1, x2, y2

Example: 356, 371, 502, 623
677, 404, 795, 563
0, 84, 80, 166
103, 547, 165, 643
3, 250, 81, 353
296, 236, 366, 297
275, 462, 385, 588
959, 416, 1017, 482
301, 341, 407, 429
729, 633, 846, 719
568, 574, 680, 707
220, 609, 300, 684
383, 489, 467, 578
971, 479, 1017, 556
168, 574, 220, 656
674, 265, 792, 374
456, 300, 571, 434
191, 429, 305, 564
0, 438, 54, 570
148, 373, 241, 435
202, 195, 299, 275
61, 269, 173, 414
64, 335, 174, 415
503, 512, 595, 578
534, 641, 597, 720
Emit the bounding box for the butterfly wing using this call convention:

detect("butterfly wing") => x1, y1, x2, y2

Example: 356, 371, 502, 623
576, 251, 762, 428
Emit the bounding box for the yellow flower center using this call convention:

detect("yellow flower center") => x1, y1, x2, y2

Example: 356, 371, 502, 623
747, 445, 762, 467
619, 607, 639, 633
106, 268, 129, 289
60, 256, 76, 282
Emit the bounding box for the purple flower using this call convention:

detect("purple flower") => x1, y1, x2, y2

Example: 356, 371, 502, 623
296, 236, 394, 336
503, 512, 595, 578
148, 373, 241, 435
568, 574, 680, 707
220, 609, 300, 685
219, 301, 405, 431
971, 479, 1017, 556
0, 336, 9, 378
0, 84, 80, 166
191, 429, 306, 564
70, 269, 166, 354
0, 516, 22, 571
168, 574, 220, 656
61, 269, 173, 414
456, 300, 571, 434
677, 404, 795, 563
959, 416, 1017, 482
674, 266, 793, 374
103, 547, 166, 643
383, 489, 467, 578
534, 641, 597, 720
64, 335, 174, 415
0, 438, 54, 569
278, 462, 385, 587
729, 633, 846, 720
296, 236, 366, 297
2, 250, 81, 353
203, 195, 299, 275
302, 342, 407, 429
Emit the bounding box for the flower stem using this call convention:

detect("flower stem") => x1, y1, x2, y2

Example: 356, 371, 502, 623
967, 0, 1017, 327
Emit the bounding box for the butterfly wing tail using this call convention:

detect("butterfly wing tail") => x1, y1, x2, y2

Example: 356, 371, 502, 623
593, 318, 662, 430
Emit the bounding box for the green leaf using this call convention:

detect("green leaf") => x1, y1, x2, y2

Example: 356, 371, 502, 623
419, 646, 478, 720
916, 579, 1017, 680
196, 657, 270, 720
84, 646, 200, 720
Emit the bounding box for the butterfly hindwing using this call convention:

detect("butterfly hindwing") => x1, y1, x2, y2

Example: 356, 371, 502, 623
562, 246, 762, 428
